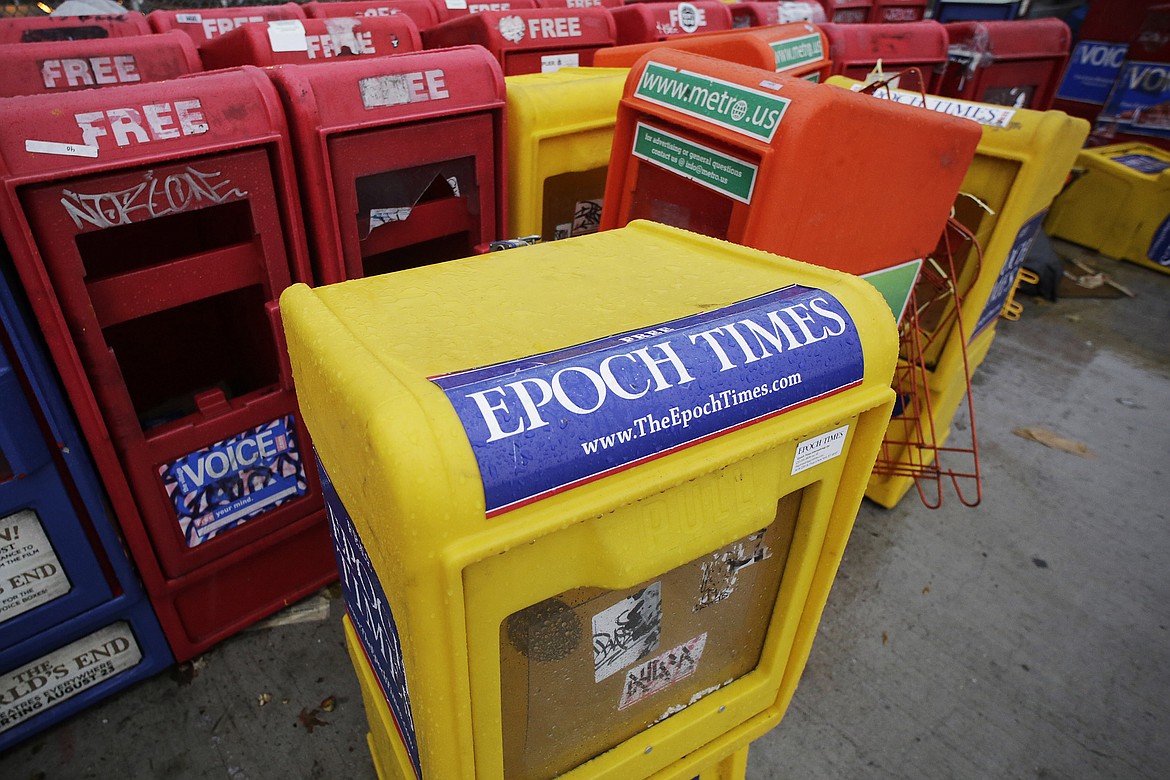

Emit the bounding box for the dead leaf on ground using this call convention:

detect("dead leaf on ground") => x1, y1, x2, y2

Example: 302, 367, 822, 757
881, 631, 889, 645
1012, 427, 1096, 459
298, 707, 329, 733
170, 656, 208, 687
257, 693, 273, 707
320, 696, 336, 713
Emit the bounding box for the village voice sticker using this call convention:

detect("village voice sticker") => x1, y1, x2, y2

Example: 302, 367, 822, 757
432, 286, 864, 516
160, 416, 308, 547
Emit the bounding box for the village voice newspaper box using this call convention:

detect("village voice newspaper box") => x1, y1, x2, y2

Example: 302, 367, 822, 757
269, 48, 506, 285
0, 67, 336, 661
281, 220, 899, 779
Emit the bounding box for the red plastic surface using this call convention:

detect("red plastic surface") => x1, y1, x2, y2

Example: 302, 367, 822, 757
936, 18, 1071, 111
428, 0, 539, 23
868, 0, 926, 24
304, 0, 442, 32
535, 0, 622, 8
1079, 0, 1161, 43
0, 32, 201, 98
422, 8, 615, 74
269, 46, 507, 284
148, 3, 307, 48
0, 12, 151, 44
817, 0, 871, 24
0, 67, 333, 661
201, 16, 422, 69
609, 2, 734, 45
729, 2, 826, 29
601, 50, 982, 277
821, 19, 948, 91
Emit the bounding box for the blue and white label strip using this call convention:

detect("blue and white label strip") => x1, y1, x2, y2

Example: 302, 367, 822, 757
432, 285, 865, 517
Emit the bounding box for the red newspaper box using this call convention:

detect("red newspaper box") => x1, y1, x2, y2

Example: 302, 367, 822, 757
817, 0, 871, 24
729, 2, 826, 30
0, 12, 151, 44
534, 0, 622, 8
0, 32, 201, 98
269, 47, 506, 284
423, 8, 615, 74
429, 0, 539, 24
0, 67, 335, 661
594, 23, 831, 83
821, 20, 947, 91
201, 16, 422, 69
600, 50, 981, 278
609, 1, 734, 44
937, 18, 1071, 111
149, 3, 307, 49
868, 0, 926, 23
304, 0, 442, 32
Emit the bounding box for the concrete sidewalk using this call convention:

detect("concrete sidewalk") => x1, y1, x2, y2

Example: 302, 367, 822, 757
2, 254, 1168, 780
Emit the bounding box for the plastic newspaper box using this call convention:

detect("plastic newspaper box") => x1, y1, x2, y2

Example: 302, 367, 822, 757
429, 0, 540, 24
0, 265, 172, 751
1045, 143, 1170, 276
423, 8, 615, 75
1094, 4, 1170, 149
820, 20, 948, 92
728, 1, 825, 30
936, 18, 1071, 111
200, 16, 422, 69
0, 12, 151, 45
0, 67, 336, 661
269, 48, 506, 285
868, 0, 926, 24
536, 0, 623, 8
148, 3, 307, 49
281, 219, 899, 780
817, 0, 871, 24
831, 76, 1089, 507
933, 0, 1020, 23
0, 32, 201, 99
505, 67, 627, 240
594, 23, 831, 81
600, 50, 981, 325
304, 0, 443, 33
609, 2, 735, 45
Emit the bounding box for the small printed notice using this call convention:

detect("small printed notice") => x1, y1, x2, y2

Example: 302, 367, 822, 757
175, 12, 202, 23
592, 583, 663, 682
632, 122, 758, 204
446, 0, 468, 7
618, 633, 707, 710
267, 19, 308, 52
0, 622, 141, 734
792, 425, 849, 475
159, 416, 308, 547
25, 140, 98, 159
541, 53, 579, 73
0, 510, 71, 624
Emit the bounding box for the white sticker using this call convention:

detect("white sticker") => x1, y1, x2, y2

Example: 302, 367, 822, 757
267, 19, 309, 52
0, 622, 142, 734
676, 2, 701, 33
541, 52, 579, 73
175, 12, 202, 23
792, 424, 849, 475
446, 0, 468, 7
359, 75, 410, 108
619, 632, 706, 710
0, 510, 71, 624
370, 207, 413, 229
554, 222, 572, 240
694, 529, 770, 611
498, 15, 525, 44
445, 176, 460, 198
592, 582, 662, 682
25, 140, 98, 159
571, 198, 603, 236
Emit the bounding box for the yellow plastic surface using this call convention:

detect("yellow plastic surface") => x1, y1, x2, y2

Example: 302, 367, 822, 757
283, 221, 898, 779
826, 78, 1089, 508
504, 67, 629, 240
1045, 143, 1170, 276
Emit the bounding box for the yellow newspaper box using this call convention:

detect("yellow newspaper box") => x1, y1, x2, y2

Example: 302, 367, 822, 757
829, 78, 1088, 508
505, 67, 629, 241
282, 221, 898, 779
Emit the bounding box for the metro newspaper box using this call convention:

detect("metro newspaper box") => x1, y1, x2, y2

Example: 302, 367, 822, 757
281, 220, 899, 780
200, 16, 422, 69
728, 2, 826, 30
609, 2, 734, 45
820, 20, 948, 92
0, 68, 336, 660
831, 76, 1088, 507
423, 8, 615, 75
0, 12, 151, 45
148, 3, 307, 49
0, 266, 172, 750
593, 23, 831, 82
868, 0, 926, 24
505, 67, 627, 240
0, 32, 201, 98
936, 18, 1071, 111
1046, 143, 1170, 276
304, 0, 443, 33
269, 48, 506, 285
818, 0, 871, 24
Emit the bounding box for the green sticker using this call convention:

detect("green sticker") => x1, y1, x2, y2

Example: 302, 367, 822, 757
861, 259, 923, 325
771, 33, 824, 73
634, 61, 791, 142
632, 123, 758, 203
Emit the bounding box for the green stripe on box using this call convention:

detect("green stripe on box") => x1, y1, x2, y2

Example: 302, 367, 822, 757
862, 259, 923, 325
771, 33, 824, 73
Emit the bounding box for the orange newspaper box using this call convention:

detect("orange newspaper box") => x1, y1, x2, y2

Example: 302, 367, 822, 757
821, 19, 948, 92
600, 50, 981, 298
609, 2, 735, 45
304, 0, 443, 33
593, 23, 831, 82
149, 3, 307, 49
423, 8, 615, 74
0, 32, 201, 98
200, 16, 421, 69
